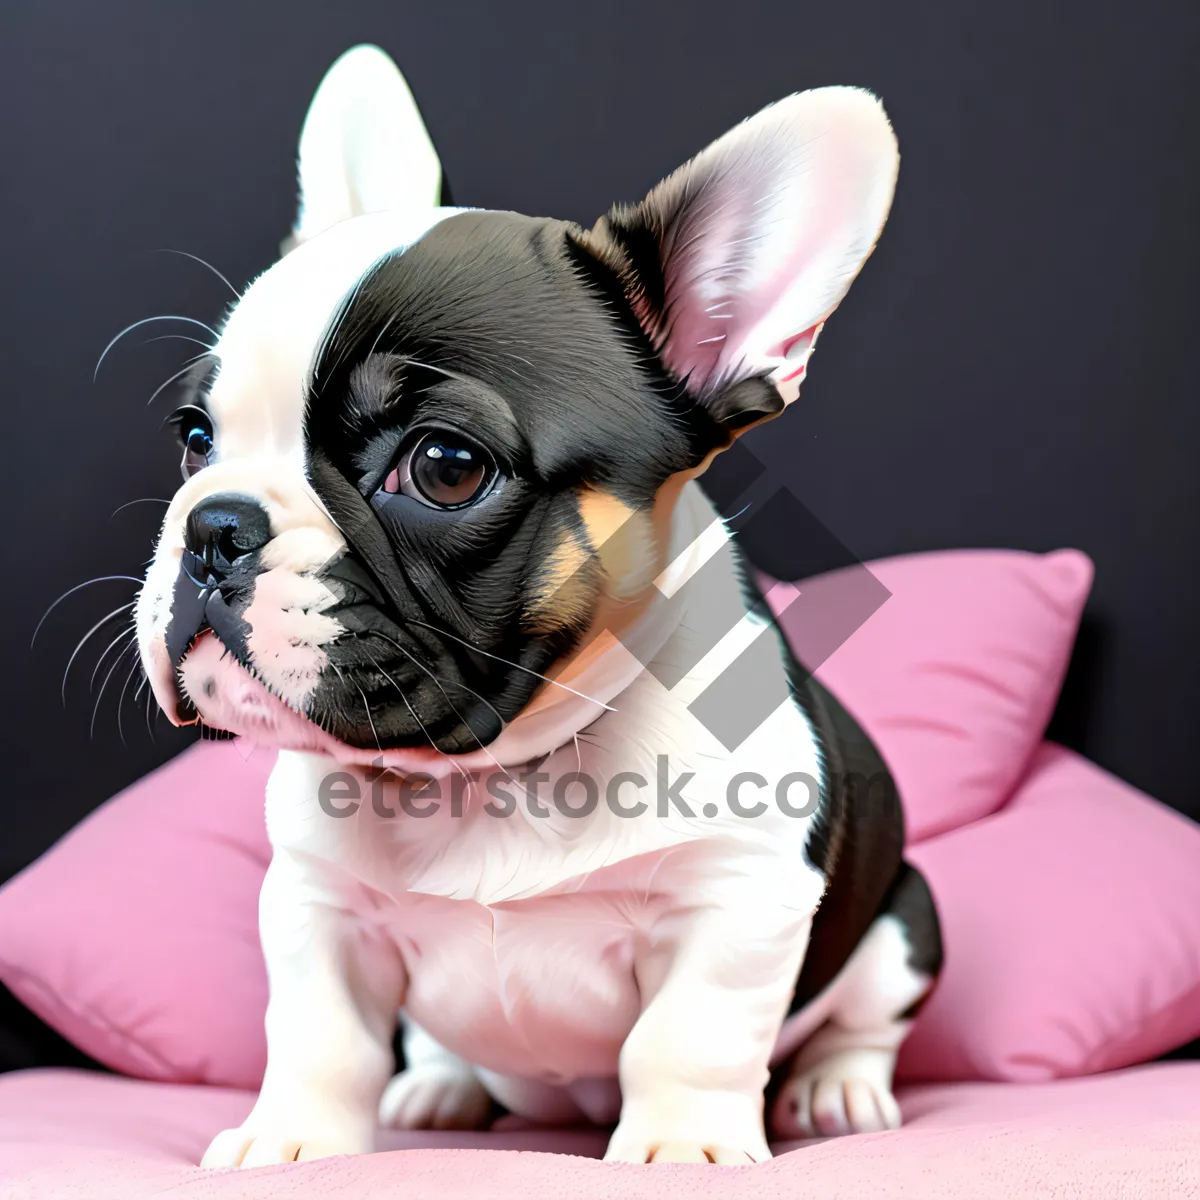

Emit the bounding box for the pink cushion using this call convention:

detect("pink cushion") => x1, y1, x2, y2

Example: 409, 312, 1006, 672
764, 548, 1094, 841
0, 741, 275, 1088
899, 742, 1200, 1082
1, 1065, 1198, 1197
3, 548, 1188, 1094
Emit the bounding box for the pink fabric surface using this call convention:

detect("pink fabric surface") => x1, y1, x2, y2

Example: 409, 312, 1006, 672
1, 1065, 1198, 1199
766, 547, 1093, 841
901, 741, 1200, 1081
5, 547, 1181, 1097
0, 740, 276, 1089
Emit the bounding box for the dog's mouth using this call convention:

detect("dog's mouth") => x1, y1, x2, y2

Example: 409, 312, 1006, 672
178, 631, 298, 734
156, 544, 561, 760
174, 632, 451, 769
158, 539, 324, 733
141, 534, 643, 779
163, 553, 249, 723
160, 548, 345, 745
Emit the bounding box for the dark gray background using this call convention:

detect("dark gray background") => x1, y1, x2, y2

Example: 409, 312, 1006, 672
2, 1, 1197, 884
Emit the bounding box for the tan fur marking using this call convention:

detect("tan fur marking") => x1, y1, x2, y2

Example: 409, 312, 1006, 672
525, 533, 595, 634
520, 430, 783, 716
519, 491, 668, 715
578, 488, 656, 600
578, 489, 636, 547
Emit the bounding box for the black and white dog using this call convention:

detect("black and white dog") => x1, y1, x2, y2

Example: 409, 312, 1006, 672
135, 45, 940, 1167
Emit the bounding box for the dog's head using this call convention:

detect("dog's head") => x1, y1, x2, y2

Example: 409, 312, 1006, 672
135, 45, 898, 773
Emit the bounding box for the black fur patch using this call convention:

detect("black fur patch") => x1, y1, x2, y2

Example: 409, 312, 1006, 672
299, 211, 720, 751
730, 561, 935, 1016
885, 861, 944, 979
785, 667, 910, 1013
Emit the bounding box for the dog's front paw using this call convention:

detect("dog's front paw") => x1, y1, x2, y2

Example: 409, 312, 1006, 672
771, 1047, 902, 1138
605, 1091, 770, 1165
201, 1103, 374, 1168
378, 1063, 492, 1131
613, 1139, 759, 1165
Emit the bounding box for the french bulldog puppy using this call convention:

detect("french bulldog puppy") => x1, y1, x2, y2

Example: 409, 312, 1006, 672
135, 45, 941, 1167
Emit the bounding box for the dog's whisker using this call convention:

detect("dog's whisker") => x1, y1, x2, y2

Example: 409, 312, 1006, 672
89, 625, 137, 692
94, 316, 220, 382
157, 248, 240, 299
394, 354, 456, 379
32, 575, 142, 647
146, 357, 217, 408
358, 648, 464, 773
395, 673, 510, 793
317, 273, 371, 380
111, 497, 171, 519
144, 680, 157, 741
142, 333, 217, 352
365, 315, 396, 364
115, 654, 144, 747
328, 660, 383, 752
354, 681, 383, 753
403, 617, 615, 712
361, 644, 516, 794
369, 631, 507, 736
90, 639, 138, 738
60, 602, 137, 704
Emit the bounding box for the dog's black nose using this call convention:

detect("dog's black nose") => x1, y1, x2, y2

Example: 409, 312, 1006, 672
184, 493, 271, 579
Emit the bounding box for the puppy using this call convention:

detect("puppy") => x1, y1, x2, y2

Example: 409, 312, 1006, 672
135, 45, 941, 1167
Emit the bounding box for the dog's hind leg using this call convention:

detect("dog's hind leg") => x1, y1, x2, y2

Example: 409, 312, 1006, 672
378, 1020, 493, 1131
770, 863, 942, 1139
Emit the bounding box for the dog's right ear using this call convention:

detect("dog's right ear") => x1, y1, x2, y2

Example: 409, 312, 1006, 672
583, 88, 898, 437
286, 45, 444, 252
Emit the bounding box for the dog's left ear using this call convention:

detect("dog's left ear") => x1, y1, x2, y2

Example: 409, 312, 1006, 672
587, 87, 898, 432
288, 44, 444, 250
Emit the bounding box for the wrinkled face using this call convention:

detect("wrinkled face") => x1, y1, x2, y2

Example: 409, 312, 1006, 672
134, 48, 899, 767
139, 209, 719, 759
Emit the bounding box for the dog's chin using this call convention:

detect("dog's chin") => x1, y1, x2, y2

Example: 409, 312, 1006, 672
176, 634, 458, 775
176, 634, 324, 749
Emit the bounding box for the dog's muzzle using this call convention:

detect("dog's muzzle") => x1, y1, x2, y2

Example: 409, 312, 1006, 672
163, 492, 272, 698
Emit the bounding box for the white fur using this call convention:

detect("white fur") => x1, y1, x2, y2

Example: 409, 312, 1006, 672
771, 915, 931, 1138
133, 47, 907, 1169
379, 1022, 492, 1131
211, 629, 824, 1168
292, 44, 443, 246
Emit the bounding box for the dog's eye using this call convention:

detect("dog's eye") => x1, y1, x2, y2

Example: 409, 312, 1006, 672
381, 430, 496, 509
168, 405, 214, 480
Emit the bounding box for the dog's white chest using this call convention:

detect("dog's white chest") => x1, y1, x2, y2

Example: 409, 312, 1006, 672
391, 879, 659, 1081
263, 667, 824, 1086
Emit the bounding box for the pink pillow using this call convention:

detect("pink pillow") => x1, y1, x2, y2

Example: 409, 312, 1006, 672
0, 549, 1165, 1092
763, 548, 1094, 841
898, 742, 1200, 1081
0, 740, 275, 1088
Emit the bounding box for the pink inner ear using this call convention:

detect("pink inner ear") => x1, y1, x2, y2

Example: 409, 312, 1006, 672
629, 90, 897, 404
776, 327, 820, 383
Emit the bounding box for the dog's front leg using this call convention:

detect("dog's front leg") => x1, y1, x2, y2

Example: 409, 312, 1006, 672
606, 884, 813, 1166
202, 847, 404, 1168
